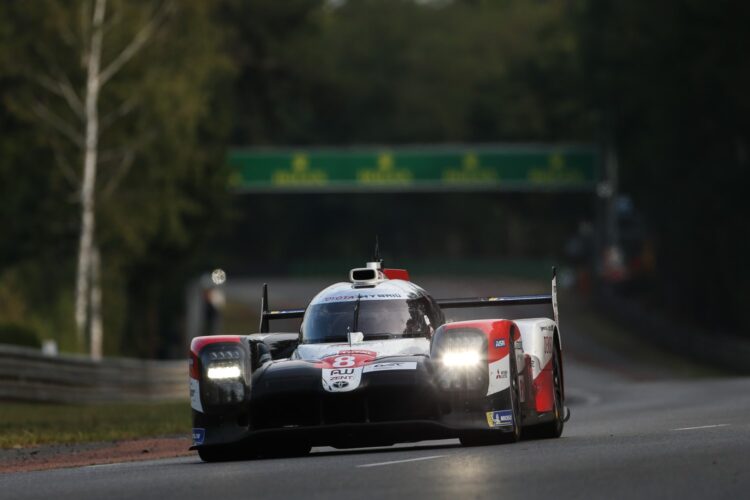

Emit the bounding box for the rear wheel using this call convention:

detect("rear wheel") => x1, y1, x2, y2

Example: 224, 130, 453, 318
523, 346, 564, 439
460, 341, 521, 446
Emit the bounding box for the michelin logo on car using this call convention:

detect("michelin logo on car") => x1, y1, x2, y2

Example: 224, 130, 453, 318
192, 428, 206, 445
486, 410, 514, 428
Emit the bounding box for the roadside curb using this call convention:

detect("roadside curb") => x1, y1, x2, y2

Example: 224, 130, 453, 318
0, 437, 194, 474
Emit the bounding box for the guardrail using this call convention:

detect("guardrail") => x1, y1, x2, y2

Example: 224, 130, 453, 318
0, 344, 187, 404
594, 289, 750, 374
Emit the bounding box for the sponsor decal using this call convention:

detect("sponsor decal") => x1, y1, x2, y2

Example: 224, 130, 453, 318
540, 325, 554, 332
363, 361, 418, 373
486, 356, 511, 395
192, 428, 206, 445
544, 336, 554, 354
485, 410, 514, 428
336, 350, 378, 357
322, 366, 363, 393
319, 293, 404, 303
494, 339, 506, 348
330, 368, 355, 375
331, 356, 357, 368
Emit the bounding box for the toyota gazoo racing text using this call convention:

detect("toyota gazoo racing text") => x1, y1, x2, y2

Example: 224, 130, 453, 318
189, 261, 569, 462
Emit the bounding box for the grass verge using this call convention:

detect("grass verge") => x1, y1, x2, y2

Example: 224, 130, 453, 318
0, 401, 190, 449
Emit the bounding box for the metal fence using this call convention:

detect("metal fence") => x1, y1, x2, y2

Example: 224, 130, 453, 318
594, 289, 750, 374
0, 344, 187, 404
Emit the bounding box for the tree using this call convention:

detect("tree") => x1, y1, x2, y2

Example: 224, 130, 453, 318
578, 0, 750, 331
26, 0, 174, 358
1, 0, 232, 357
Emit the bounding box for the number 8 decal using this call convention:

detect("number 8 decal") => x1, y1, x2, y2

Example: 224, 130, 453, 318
332, 355, 356, 368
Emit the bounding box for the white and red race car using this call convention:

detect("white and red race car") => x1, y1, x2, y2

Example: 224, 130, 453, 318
189, 261, 568, 461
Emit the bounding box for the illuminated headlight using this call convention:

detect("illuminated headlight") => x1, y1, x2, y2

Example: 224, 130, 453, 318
442, 350, 481, 368
206, 364, 242, 380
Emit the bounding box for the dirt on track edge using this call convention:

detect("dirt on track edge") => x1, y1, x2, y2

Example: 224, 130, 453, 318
0, 437, 195, 474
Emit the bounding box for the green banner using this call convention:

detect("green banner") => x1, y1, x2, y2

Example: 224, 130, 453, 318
228, 145, 599, 192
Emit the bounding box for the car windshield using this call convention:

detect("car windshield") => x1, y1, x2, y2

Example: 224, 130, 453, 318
301, 298, 433, 344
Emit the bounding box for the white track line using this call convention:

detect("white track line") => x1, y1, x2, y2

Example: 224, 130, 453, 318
672, 424, 730, 431
357, 455, 446, 468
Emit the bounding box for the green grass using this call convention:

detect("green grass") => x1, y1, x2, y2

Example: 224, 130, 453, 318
0, 401, 191, 448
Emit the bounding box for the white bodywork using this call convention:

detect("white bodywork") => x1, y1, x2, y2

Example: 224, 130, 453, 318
296, 338, 429, 393
486, 355, 511, 395
295, 337, 429, 361
515, 318, 558, 381
308, 280, 427, 305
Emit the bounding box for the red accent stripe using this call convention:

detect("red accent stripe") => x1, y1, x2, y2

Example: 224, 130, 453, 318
189, 351, 201, 379
442, 319, 514, 363
190, 335, 241, 354
383, 268, 410, 281
533, 364, 555, 413
189, 336, 242, 379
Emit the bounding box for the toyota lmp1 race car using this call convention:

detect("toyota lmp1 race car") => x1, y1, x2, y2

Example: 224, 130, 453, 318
189, 261, 569, 462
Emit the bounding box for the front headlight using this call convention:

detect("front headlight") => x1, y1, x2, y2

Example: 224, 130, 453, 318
431, 326, 488, 392
204, 347, 244, 380
442, 350, 481, 368
199, 343, 249, 408
206, 364, 242, 380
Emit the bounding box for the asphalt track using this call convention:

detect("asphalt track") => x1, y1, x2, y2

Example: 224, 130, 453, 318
2, 285, 749, 499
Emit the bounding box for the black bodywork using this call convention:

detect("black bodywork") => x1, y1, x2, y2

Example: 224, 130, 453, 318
192, 334, 513, 451
192, 274, 555, 457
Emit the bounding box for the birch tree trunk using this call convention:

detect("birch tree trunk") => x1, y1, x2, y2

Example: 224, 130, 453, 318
90, 245, 103, 359
74, 0, 106, 347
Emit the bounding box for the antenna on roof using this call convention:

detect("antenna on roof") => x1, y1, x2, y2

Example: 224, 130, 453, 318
373, 235, 382, 265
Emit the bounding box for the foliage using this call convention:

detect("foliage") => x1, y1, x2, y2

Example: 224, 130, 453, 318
0, 323, 41, 349
221, 0, 749, 334
0, 1, 233, 357
578, 0, 750, 328
1, 0, 747, 354
225, 0, 587, 145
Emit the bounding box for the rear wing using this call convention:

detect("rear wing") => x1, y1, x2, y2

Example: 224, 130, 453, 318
259, 284, 304, 333
259, 268, 560, 333
438, 267, 559, 327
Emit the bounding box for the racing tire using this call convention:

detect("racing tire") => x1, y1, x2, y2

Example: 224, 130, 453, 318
459, 341, 522, 446
522, 346, 564, 440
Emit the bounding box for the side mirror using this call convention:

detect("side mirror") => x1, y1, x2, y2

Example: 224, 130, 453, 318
248, 340, 272, 371
348, 331, 364, 344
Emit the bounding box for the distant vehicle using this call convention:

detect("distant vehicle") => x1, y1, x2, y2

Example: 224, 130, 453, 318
189, 260, 569, 462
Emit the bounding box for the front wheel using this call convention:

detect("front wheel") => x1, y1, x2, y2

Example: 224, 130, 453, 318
460, 341, 522, 446
523, 347, 564, 439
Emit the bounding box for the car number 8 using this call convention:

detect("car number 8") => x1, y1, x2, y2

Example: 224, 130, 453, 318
332, 356, 356, 368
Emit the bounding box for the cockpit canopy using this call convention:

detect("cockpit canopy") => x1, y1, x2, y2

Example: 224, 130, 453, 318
301, 286, 443, 344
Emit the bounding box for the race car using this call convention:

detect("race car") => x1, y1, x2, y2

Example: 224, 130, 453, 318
189, 260, 568, 462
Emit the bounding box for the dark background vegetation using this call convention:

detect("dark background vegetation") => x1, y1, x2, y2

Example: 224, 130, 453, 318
1, 0, 748, 357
